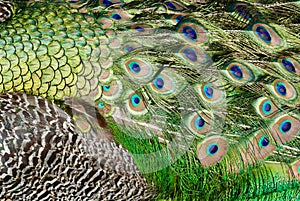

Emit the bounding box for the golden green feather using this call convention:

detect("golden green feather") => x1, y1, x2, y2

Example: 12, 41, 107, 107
0, 0, 299, 200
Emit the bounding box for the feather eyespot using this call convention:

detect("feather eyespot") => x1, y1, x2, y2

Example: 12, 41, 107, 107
183, 47, 198, 62
163, 1, 186, 11
203, 85, 213, 99
279, 120, 292, 133
97, 101, 114, 117
149, 70, 187, 97
197, 137, 228, 167
243, 131, 276, 162
251, 23, 281, 46
178, 45, 209, 66
100, 0, 123, 7
289, 160, 300, 180
98, 101, 105, 109
124, 59, 154, 82
109, 10, 130, 21
234, 4, 253, 21
130, 24, 153, 33
171, 14, 185, 24
126, 93, 148, 116
153, 76, 164, 90
185, 111, 213, 137
101, 80, 123, 101
122, 42, 141, 53
206, 143, 219, 155
277, 56, 300, 75
149, 72, 177, 95
224, 62, 254, 84
254, 97, 278, 118
271, 115, 300, 144
177, 21, 207, 44
196, 83, 225, 105
227, 2, 259, 23
270, 79, 297, 100
258, 135, 270, 148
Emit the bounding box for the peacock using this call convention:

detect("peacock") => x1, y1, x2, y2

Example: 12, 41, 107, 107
0, 0, 299, 200
0, 92, 154, 200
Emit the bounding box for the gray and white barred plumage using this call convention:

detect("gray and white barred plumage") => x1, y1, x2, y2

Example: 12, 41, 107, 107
0, 92, 154, 200
0, 0, 14, 22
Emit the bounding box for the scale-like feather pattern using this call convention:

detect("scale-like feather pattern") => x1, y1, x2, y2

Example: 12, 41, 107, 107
0, 0, 299, 200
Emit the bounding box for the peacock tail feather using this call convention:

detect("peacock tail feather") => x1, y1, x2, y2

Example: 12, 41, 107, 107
0, 0, 299, 200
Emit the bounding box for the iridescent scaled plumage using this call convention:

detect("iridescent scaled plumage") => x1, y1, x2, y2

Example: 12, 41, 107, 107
0, 0, 300, 200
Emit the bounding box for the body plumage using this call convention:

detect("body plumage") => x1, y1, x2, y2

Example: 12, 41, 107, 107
0, 0, 299, 200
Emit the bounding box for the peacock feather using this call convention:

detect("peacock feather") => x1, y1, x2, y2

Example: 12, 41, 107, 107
0, 0, 299, 200
0, 92, 153, 200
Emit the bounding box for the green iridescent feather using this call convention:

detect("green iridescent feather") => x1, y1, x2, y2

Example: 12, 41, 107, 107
0, 0, 299, 200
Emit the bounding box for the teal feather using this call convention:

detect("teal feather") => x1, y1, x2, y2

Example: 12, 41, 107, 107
0, 0, 299, 200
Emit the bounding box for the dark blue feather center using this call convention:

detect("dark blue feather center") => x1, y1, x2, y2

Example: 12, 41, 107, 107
165, 1, 177, 10
280, 121, 291, 133
207, 144, 219, 155
135, 26, 145, 32
131, 94, 141, 107
259, 136, 270, 147
195, 116, 205, 129
235, 5, 252, 20
229, 65, 243, 79
103, 0, 113, 7
103, 85, 111, 91
176, 15, 184, 23
182, 26, 197, 41
204, 85, 214, 99
130, 62, 141, 74
112, 13, 122, 20
255, 26, 271, 43
262, 101, 272, 115
183, 48, 197, 62
282, 58, 296, 73
154, 77, 164, 89
98, 102, 105, 109
125, 46, 134, 53
275, 82, 287, 96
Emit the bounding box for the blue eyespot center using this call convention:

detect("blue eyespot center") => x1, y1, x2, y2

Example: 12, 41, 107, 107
275, 82, 287, 96
282, 58, 296, 74
125, 46, 135, 53
298, 166, 300, 174
262, 101, 272, 115
183, 48, 197, 62
176, 15, 184, 23
255, 26, 271, 43
103, 0, 113, 7
207, 143, 219, 155
235, 5, 252, 20
165, 1, 177, 10
98, 102, 105, 109
154, 76, 164, 89
129, 62, 141, 74
111, 13, 122, 20
259, 136, 270, 147
182, 26, 197, 41
135, 26, 145, 32
103, 85, 111, 91
195, 116, 205, 130
280, 120, 292, 133
204, 85, 214, 99
131, 94, 141, 107
229, 65, 243, 79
